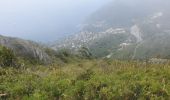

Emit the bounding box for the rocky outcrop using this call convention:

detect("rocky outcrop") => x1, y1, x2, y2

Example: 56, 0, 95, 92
0, 35, 51, 64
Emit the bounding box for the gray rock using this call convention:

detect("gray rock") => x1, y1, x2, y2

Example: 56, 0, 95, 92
0, 35, 51, 64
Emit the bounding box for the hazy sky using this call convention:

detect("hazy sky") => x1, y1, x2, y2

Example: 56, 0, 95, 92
0, 0, 112, 42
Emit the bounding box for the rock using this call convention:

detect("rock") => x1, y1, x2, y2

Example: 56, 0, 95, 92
0, 35, 51, 64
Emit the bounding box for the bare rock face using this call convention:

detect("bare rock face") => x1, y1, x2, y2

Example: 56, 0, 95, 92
0, 35, 51, 64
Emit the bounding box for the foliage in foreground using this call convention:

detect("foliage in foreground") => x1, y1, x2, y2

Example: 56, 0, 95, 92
0, 60, 170, 100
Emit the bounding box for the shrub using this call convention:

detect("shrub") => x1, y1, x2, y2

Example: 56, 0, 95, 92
55, 49, 73, 63
77, 69, 94, 81
0, 46, 18, 67
78, 47, 93, 59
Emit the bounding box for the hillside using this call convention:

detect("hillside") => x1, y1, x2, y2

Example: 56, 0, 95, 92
0, 35, 51, 64
1, 60, 170, 99
1, 0, 170, 100
51, 0, 170, 60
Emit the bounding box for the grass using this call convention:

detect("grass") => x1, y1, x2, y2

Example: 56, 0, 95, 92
0, 59, 170, 100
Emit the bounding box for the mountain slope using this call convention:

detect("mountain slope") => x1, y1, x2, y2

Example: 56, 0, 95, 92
52, 0, 170, 59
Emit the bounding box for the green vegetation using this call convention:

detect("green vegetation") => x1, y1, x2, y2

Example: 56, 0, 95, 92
89, 34, 129, 58
0, 45, 169, 100
1, 59, 170, 100
0, 46, 18, 68
78, 47, 93, 59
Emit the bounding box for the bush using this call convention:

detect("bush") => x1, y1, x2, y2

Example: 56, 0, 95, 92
78, 47, 93, 59
0, 46, 18, 67
77, 69, 94, 81
55, 49, 76, 63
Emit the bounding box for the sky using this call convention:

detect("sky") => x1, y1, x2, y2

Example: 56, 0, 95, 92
0, 0, 112, 42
